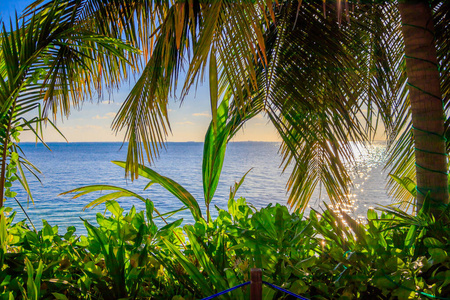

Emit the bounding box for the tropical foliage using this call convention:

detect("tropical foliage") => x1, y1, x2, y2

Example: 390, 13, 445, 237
54, 109, 447, 300
18, 0, 447, 213
1, 0, 449, 213
1, 194, 450, 299
0, 1, 449, 299
0, 0, 137, 207
64, 96, 254, 223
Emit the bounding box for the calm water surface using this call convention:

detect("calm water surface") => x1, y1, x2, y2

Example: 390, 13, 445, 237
8, 142, 391, 235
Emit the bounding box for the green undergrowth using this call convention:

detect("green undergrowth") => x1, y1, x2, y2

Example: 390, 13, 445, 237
0, 197, 449, 300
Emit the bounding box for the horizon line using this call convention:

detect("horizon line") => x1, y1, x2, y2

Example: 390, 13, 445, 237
18, 139, 387, 144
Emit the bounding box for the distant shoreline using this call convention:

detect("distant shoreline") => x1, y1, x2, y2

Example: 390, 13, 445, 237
18, 141, 283, 144
18, 140, 386, 144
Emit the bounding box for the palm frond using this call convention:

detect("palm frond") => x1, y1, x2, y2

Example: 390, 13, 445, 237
238, 1, 373, 210
110, 0, 267, 177
0, 0, 138, 204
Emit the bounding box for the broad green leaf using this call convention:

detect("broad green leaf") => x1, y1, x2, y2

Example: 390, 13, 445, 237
372, 272, 397, 290
391, 278, 416, 299
82, 219, 109, 255
404, 225, 417, 254
367, 209, 378, 221
438, 270, 450, 289
83, 261, 103, 277
429, 248, 448, 265
156, 219, 184, 239
291, 279, 309, 295
225, 268, 245, 300
385, 257, 405, 272
112, 161, 202, 222
424, 237, 445, 248
296, 257, 317, 269
106, 200, 124, 218
145, 199, 154, 224
0, 212, 7, 249
202, 98, 230, 210
52, 293, 69, 300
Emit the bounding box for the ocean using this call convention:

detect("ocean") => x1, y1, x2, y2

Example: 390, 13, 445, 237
7, 142, 391, 235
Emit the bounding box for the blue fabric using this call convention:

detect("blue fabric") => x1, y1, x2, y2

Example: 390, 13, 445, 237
201, 281, 250, 300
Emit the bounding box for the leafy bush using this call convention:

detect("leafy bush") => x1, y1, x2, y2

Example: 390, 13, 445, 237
1, 197, 449, 299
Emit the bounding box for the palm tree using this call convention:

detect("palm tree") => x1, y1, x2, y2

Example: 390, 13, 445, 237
66, 0, 371, 210
396, 1, 448, 214
28, 0, 449, 215
0, 0, 137, 207
233, 0, 450, 213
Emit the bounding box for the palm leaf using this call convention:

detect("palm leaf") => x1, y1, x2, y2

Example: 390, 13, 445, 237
0, 0, 138, 205
111, 161, 203, 222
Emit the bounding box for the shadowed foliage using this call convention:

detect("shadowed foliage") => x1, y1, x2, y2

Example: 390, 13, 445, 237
0, 0, 138, 207
10, 0, 450, 213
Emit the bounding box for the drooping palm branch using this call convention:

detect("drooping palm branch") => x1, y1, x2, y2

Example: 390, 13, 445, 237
0, 0, 137, 206
107, 0, 267, 177
59, 0, 405, 209
221, 1, 408, 210
226, 0, 449, 211
33, 0, 450, 212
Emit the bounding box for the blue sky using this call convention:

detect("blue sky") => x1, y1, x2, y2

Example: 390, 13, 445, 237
1, 0, 280, 142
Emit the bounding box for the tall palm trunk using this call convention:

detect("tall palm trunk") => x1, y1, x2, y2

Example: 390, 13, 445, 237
398, 1, 448, 216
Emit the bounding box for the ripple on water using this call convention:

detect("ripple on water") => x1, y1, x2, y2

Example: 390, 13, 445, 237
8, 141, 392, 235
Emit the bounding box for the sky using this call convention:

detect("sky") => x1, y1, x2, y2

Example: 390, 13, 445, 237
1, 0, 281, 143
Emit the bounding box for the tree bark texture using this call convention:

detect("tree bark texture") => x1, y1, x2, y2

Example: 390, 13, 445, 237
398, 1, 448, 215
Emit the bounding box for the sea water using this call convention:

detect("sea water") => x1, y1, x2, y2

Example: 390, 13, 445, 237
7, 142, 391, 235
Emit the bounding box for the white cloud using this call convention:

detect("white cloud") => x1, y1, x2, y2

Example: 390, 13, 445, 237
92, 112, 116, 120
192, 111, 211, 117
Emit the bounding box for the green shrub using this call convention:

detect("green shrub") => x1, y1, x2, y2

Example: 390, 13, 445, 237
1, 198, 449, 299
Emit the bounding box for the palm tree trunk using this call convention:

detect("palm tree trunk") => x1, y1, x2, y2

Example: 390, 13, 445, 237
398, 1, 448, 216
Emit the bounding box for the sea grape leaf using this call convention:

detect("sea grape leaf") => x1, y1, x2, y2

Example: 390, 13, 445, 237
106, 200, 124, 218
52, 293, 69, 300
429, 248, 448, 265
424, 237, 445, 248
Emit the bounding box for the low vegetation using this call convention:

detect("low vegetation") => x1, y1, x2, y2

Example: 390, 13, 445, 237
1, 189, 449, 299
1, 1, 449, 299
